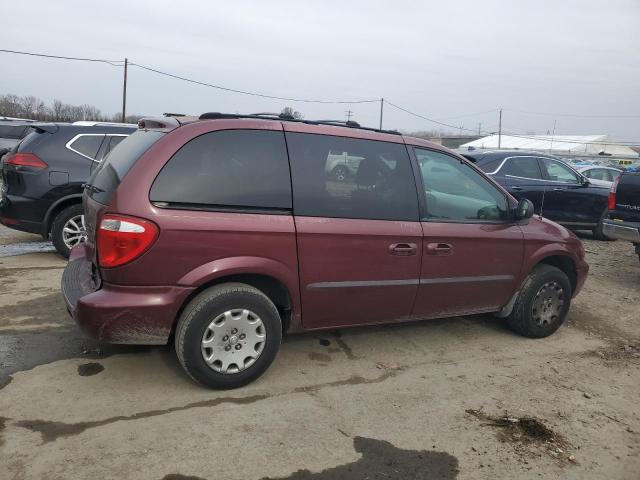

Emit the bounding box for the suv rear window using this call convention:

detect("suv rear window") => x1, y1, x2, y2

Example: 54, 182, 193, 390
150, 129, 291, 211
87, 130, 163, 205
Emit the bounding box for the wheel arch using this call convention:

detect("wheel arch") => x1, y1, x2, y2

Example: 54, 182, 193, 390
43, 194, 83, 236
497, 252, 578, 318
175, 260, 300, 337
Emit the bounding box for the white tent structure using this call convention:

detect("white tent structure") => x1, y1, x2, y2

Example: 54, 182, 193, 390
459, 134, 638, 158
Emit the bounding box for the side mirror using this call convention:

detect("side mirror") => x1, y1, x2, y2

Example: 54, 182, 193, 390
580, 176, 590, 186
515, 198, 535, 220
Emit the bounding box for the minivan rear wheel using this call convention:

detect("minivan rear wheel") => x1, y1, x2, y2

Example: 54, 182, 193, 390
175, 283, 282, 389
51, 204, 86, 258
507, 265, 572, 338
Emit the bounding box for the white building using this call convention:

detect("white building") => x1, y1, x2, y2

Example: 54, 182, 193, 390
459, 134, 638, 159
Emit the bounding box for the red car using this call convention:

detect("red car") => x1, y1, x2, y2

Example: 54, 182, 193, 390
62, 113, 588, 389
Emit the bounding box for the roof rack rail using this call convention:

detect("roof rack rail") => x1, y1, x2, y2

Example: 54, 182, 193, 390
197, 112, 400, 135
313, 119, 361, 128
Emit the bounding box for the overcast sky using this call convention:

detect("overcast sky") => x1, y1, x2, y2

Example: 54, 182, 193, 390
1, 0, 639, 140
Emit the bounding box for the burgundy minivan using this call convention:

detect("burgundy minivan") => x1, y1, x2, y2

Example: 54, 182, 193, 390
62, 113, 588, 389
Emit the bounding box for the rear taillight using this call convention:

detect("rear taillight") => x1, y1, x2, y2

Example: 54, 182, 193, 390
97, 214, 159, 268
608, 176, 620, 210
4, 153, 48, 169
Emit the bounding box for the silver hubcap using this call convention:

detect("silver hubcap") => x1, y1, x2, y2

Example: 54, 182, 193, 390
62, 214, 87, 249
531, 281, 564, 326
201, 309, 266, 374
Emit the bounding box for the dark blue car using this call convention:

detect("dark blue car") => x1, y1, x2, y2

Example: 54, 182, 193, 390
461, 150, 611, 239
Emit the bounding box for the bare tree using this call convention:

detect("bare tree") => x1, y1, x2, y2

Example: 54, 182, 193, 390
0, 93, 141, 123
280, 106, 304, 120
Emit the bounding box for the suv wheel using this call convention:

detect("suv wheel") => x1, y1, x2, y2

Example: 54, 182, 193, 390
51, 204, 87, 258
507, 265, 572, 338
175, 283, 282, 389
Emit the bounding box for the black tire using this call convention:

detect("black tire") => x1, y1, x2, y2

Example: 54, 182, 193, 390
51, 204, 84, 258
175, 283, 282, 389
592, 209, 615, 241
507, 265, 572, 338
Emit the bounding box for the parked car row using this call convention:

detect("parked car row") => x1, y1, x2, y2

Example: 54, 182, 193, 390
60, 113, 589, 389
0, 121, 135, 256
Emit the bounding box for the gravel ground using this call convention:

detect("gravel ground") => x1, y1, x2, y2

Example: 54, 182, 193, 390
0, 225, 638, 479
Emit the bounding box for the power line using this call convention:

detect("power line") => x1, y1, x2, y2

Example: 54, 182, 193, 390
0, 47, 379, 104
505, 107, 640, 119
129, 62, 378, 104
437, 108, 499, 120
0, 48, 123, 67
385, 100, 640, 146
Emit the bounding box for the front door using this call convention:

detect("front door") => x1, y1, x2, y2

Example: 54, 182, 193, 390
412, 148, 524, 318
538, 157, 601, 226
285, 129, 423, 329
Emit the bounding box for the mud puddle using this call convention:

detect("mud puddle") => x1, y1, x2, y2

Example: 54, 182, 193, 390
466, 409, 574, 464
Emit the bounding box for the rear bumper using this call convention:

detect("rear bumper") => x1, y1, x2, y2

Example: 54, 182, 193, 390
62, 254, 194, 345
602, 219, 640, 243
0, 195, 46, 235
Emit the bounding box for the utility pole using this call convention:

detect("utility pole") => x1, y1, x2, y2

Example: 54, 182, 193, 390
345, 109, 353, 122
498, 107, 503, 148
379, 98, 384, 130
478, 122, 482, 136
550, 119, 557, 152
121, 58, 128, 123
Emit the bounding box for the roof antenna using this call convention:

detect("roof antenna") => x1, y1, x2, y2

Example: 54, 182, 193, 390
539, 186, 546, 220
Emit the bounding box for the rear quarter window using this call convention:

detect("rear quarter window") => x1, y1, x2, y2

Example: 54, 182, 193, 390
87, 130, 164, 205
149, 129, 292, 211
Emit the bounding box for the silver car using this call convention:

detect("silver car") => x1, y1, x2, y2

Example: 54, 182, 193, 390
577, 165, 623, 188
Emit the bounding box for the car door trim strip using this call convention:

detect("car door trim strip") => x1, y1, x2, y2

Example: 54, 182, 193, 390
307, 275, 514, 289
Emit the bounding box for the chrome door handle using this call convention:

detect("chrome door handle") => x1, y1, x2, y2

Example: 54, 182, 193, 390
389, 243, 417, 256
552, 187, 564, 191
426, 243, 453, 256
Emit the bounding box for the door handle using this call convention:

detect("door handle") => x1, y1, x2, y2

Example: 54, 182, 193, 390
426, 243, 453, 256
552, 187, 564, 192
388, 243, 417, 256
510, 186, 523, 191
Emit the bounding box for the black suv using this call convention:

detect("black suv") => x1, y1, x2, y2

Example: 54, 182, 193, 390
461, 150, 611, 239
0, 122, 135, 256
603, 170, 640, 262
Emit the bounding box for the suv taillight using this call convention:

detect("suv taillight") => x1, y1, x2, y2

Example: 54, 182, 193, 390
97, 214, 159, 268
4, 153, 48, 169
608, 176, 620, 210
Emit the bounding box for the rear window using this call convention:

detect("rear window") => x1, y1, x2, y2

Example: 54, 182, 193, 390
476, 157, 503, 173
68, 134, 104, 160
87, 130, 163, 205
149, 129, 291, 211
0, 125, 29, 140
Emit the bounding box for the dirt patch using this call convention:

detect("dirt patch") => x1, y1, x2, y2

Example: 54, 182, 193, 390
308, 352, 332, 363
584, 342, 640, 363
260, 436, 458, 479
0, 292, 69, 332
0, 417, 6, 447
161, 475, 208, 480
77, 362, 105, 376
466, 409, 574, 464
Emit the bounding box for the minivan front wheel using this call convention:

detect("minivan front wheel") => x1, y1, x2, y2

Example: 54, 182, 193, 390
51, 204, 86, 258
507, 265, 572, 338
175, 283, 282, 389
